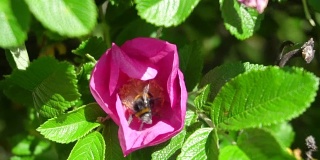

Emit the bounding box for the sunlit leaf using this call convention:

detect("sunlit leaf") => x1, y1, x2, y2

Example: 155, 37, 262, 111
0, 0, 30, 48
68, 131, 105, 160
211, 66, 319, 130
152, 130, 186, 160
135, 0, 200, 27
37, 103, 106, 143
220, 0, 263, 40
24, 0, 97, 37
177, 128, 213, 160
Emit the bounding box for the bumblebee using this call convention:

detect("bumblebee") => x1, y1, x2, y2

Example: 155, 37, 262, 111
128, 84, 155, 130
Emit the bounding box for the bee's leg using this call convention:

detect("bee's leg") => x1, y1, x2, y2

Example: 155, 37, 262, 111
96, 115, 110, 123
128, 114, 133, 125
139, 123, 144, 131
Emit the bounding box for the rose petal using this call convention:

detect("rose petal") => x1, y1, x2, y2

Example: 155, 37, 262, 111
238, 0, 268, 13
111, 44, 158, 80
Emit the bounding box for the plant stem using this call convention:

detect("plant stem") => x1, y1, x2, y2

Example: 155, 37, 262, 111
302, 0, 316, 26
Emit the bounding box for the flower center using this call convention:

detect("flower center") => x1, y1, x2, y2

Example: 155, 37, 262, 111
118, 79, 164, 128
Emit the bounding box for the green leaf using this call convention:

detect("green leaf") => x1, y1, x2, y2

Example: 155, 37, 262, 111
177, 128, 213, 160
103, 120, 124, 160
37, 103, 106, 143
200, 62, 265, 101
237, 128, 295, 160
0, 0, 30, 48
68, 131, 105, 160
220, 0, 263, 40
24, 0, 97, 37
72, 37, 108, 60
179, 42, 203, 91
135, 0, 200, 27
151, 130, 186, 160
211, 66, 319, 130
4, 57, 80, 118
219, 145, 250, 160
263, 122, 295, 148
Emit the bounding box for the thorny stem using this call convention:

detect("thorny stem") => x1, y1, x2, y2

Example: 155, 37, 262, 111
277, 38, 315, 67
187, 100, 215, 129
198, 112, 215, 128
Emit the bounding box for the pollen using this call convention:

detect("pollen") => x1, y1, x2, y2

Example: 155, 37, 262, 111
118, 79, 164, 115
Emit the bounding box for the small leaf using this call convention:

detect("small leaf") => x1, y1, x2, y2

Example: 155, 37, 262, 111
220, 0, 263, 40
219, 145, 250, 160
177, 128, 213, 160
72, 37, 108, 60
152, 130, 186, 160
4, 57, 81, 118
135, 0, 200, 27
179, 42, 204, 91
237, 128, 295, 160
11, 134, 50, 156
0, 0, 30, 48
68, 131, 105, 160
77, 62, 95, 104
194, 84, 210, 110
11, 135, 33, 156
37, 103, 106, 143
24, 0, 97, 37
5, 45, 30, 70
211, 66, 319, 130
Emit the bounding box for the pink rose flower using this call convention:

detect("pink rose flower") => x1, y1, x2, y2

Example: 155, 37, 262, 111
238, 0, 268, 13
89, 37, 187, 156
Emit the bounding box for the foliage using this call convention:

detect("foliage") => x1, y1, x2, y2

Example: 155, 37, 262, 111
1, 0, 320, 159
